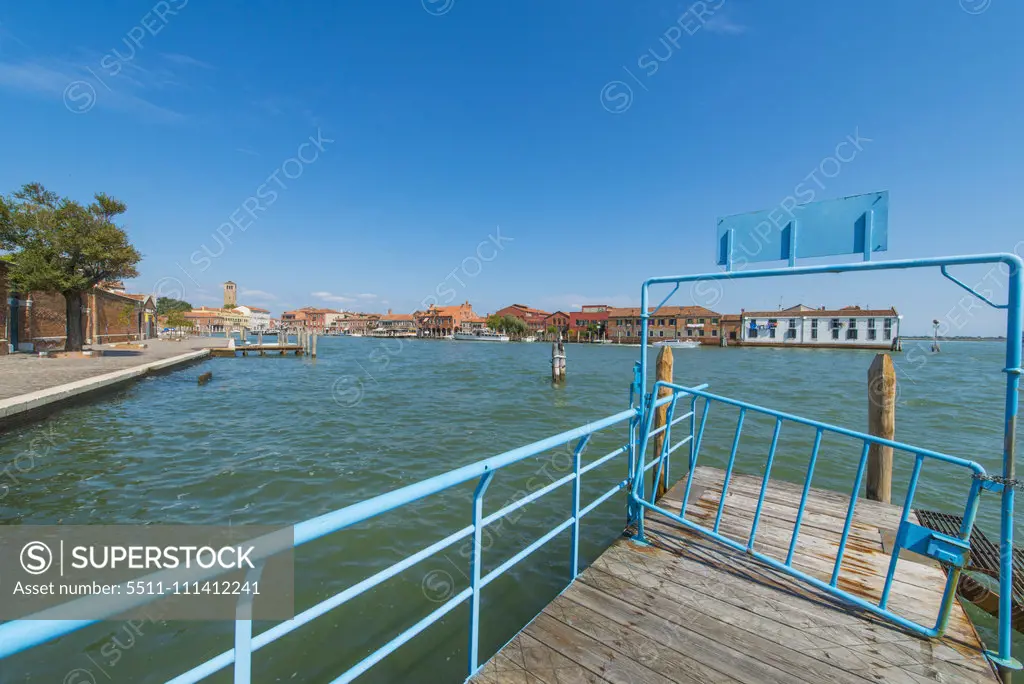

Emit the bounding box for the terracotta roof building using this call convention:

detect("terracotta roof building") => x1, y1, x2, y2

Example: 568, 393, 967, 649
606, 306, 722, 344
416, 301, 478, 338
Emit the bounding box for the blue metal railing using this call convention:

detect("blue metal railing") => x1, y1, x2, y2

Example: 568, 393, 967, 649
635, 251, 1023, 673
630, 382, 985, 639
0, 404, 676, 683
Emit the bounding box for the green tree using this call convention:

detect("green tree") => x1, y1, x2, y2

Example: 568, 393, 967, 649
486, 313, 506, 333
165, 310, 190, 330
0, 183, 142, 351
157, 297, 192, 315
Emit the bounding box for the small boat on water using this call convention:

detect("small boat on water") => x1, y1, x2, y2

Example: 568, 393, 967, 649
653, 339, 701, 349
453, 329, 510, 342
521, 336, 537, 343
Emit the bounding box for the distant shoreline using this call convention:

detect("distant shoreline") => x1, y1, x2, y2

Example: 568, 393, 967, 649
902, 336, 1006, 342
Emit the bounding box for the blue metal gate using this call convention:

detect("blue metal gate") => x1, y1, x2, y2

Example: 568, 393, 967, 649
626, 193, 1022, 675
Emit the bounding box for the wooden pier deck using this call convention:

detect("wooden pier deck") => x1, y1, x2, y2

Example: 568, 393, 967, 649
472, 466, 997, 683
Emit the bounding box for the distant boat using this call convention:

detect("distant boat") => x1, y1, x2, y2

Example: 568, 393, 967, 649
521, 336, 537, 343
653, 340, 700, 349
453, 329, 510, 342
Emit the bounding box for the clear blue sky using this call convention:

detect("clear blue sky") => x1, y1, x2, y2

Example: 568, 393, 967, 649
1, 1, 1021, 335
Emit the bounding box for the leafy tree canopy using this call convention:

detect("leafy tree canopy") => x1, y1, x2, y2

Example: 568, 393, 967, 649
157, 297, 193, 315
1, 183, 142, 350
0, 183, 141, 293
165, 310, 190, 329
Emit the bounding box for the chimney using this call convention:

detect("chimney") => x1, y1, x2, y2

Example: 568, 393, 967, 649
387, 308, 392, 315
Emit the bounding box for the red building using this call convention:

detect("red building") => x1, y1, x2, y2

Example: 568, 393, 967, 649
568, 305, 609, 341
494, 304, 551, 334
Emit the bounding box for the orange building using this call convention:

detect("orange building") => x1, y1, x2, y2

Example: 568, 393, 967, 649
416, 301, 478, 337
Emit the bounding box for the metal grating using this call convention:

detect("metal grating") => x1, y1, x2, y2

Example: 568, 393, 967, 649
916, 509, 1024, 592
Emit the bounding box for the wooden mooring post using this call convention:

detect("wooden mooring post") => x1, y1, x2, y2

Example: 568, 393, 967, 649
867, 353, 896, 503
653, 345, 674, 500
551, 336, 566, 382
311, 332, 318, 357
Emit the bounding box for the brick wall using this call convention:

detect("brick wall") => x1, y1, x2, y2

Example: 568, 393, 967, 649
11, 289, 143, 350
0, 262, 8, 355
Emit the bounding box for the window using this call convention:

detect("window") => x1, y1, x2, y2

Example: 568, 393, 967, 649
846, 318, 858, 340
658, 318, 665, 326
712, 329, 718, 336
884, 318, 893, 340
687, 318, 693, 324
786, 319, 797, 340
687, 329, 694, 336
669, 318, 676, 326
712, 318, 719, 324
830, 318, 840, 329
832, 328, 840, 340
698, 318, 705, 324
729, 331, 737, 340
749, 327, 758, 339
811, 318, 818, 340
699, 330, 705, 336
649, 329, 655, 337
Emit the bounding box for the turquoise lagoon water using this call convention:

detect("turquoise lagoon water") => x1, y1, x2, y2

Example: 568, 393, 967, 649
0, 337, 1017, 682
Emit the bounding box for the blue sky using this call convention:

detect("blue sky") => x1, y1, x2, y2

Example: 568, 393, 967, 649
1, 1, 1021, 335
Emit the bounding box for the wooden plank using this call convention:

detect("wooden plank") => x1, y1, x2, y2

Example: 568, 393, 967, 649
472, 632, 607, 684
542, 593, 731, 683
526, 613, 674, 684
571, 571, 875, 684
473, 464, 997, 683
645, 503, 982, 647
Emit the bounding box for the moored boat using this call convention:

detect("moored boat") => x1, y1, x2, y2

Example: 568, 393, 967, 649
652, 339, 701, 349
453, 329, 510, 342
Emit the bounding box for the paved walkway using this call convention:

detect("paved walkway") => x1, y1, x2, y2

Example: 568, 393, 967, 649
0, 338, 224, 401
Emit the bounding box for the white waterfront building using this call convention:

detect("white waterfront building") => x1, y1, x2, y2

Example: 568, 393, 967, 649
740, 305, 901, 349
234, 305, 272, 331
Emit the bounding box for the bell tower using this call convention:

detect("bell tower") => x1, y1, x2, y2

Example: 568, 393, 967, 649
223, 281, 237, 308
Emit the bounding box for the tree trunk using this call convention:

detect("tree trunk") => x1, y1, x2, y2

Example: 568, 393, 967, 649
64, 291, 85, 351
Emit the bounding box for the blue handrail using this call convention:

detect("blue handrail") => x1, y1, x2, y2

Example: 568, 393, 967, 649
0, 404, 657, 682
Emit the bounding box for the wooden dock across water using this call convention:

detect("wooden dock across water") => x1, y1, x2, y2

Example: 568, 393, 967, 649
472, 465, 997, 683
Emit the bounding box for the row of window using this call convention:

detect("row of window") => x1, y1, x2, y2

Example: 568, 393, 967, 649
613, 317, 719, 326
646, 329, 717, 337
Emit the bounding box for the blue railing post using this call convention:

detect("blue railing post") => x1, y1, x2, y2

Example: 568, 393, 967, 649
786, 428, 823, 566
831, 442, 871, 586
468, 470, 495, 675
992, 254, 1023, 674
570, 435, 592, 578
714, 408, 746, 533
748, 418, 782, 551
233, 562, 265, 684
880, 454, 923, 610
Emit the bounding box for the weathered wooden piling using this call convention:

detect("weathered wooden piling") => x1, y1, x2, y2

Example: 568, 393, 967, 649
867, 353, 896, 503
551, 336, 566, 382
653, 345, 674, 500
258, 332, 263, 346
197, 371, 213, 385
311, 333, 318, 357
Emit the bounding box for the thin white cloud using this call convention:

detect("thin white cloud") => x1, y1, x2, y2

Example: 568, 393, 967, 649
235, 147, 260, 157
704, 15, 748, 35
161, 52, 213, 69
312, 291, 355, 304
356, 293, 378, 299
240, 288, 278, 301
0, 58, 185, 122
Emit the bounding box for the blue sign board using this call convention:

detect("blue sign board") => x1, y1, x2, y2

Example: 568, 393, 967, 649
716, 191, 889, 268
